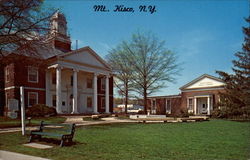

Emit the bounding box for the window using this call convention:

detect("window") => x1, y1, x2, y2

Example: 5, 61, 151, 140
28, 92, 38, 107
5, 67, 10, 82
52, 73, 56, 84
28, 66, 38, 83
101, 78, 105, 90
166, 99, 171, 112
152, 100, 156, 110
101, 97, 105, 109
87, 78, 93, 89
87, 96, 92, 108
52, 95, 56, 106
188, 98, 193, 110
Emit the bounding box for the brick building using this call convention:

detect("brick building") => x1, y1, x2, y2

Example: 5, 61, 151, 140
148, 74, 225, 115
0, 11, 113, 116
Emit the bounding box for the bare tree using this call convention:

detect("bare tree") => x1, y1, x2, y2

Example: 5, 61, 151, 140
107, 47, 134, 114
0, 0, 56, 58
122, 31, 180, 114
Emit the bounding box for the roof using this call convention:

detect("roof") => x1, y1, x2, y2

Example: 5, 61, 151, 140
179, 74, 224, 90
148, 94, 181, 99
56, 46, 112, 70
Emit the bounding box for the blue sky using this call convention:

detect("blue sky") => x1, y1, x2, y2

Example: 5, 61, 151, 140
45, 0, 249, 96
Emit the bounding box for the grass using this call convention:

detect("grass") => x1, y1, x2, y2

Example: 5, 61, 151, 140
0, 120, 249, 160
0, 116, 66, 128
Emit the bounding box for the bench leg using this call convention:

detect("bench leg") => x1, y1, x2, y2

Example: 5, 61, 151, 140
29, 135, 33, 143
60, 139, 64, 147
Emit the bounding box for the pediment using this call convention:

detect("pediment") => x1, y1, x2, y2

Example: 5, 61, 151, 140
59, 46, 111, 70
180, 74, 225, 90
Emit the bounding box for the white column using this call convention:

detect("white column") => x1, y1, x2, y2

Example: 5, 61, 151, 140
207, 96, 211, 115
93, 73, 98, 113
20, 86, 25, 135
72, 69, 78, 114
56, 66, 62, 114
194, 97, 197, 115
105, 75, 110, 113
45, 70, 52, 106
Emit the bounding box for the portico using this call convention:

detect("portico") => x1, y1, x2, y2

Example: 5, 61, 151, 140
45, 46, 113, 114
193, 95, 213, 115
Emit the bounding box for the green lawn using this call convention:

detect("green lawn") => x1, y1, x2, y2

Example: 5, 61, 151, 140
0, 120, 249, 160
0, 116, 66, 128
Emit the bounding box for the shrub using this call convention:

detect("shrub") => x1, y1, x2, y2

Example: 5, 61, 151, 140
211, 108, 228, 119
137, 110, 144, 114
179, 108, 189, 117
26, 104, 57, 117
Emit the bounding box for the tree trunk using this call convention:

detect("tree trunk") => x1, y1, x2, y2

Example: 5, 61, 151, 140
125, 82, 128, 114
144, 89, 147, 114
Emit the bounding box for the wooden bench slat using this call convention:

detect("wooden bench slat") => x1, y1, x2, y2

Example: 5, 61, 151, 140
31, 132, 63, 137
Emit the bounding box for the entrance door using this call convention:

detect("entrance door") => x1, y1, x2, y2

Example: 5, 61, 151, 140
197, 98, 208, 114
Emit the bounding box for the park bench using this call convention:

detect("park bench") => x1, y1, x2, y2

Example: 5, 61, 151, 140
29, 121, 75, 147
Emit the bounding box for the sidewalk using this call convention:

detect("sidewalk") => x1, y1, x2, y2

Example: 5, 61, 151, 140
0, 150, 50, 160
0, 116, 136, 134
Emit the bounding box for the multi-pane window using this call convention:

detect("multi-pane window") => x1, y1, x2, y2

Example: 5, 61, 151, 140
166, 99, 171, 112
87, 96, 92, 108
101, 78, 105, 90
28, 92, 38, 107
188, 98, 193, 110
87, 78, 93, 89
152, 100, 157, 110
28, 66, 38, 83
5, 67, 10, 82
101, 97, 105, 109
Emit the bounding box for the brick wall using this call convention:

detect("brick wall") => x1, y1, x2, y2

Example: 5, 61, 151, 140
0, 64, 5, 115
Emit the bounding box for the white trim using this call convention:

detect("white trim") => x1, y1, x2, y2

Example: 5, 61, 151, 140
4, 86, 45, 91
181, 87, 224, 92
28, 92, 38, 107
28, 66, 39, 83
187, 97, 194, 112
4, 86, 16, 90
25, 87, 45, 91
194, 95, 211, 98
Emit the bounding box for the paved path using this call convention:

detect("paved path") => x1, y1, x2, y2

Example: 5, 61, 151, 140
0, 150, 50, 160
0, 116, 136, 134
64, 116, 136, 126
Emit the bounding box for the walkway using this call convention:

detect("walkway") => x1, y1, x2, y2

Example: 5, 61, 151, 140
0, 150, 50, 160
0, 116, 136, 134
